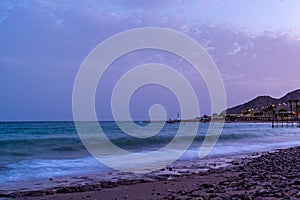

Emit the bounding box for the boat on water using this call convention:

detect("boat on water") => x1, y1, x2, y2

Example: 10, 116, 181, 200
166, 113, 181, 124
166, 119, 181, 124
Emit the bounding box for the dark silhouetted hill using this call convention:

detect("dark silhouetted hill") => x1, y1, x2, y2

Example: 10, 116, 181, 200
226, 89, 300, 114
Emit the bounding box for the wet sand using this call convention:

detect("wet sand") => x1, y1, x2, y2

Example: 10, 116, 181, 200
1, 146, 300, 199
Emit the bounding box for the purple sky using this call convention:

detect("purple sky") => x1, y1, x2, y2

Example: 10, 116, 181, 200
1, 0, 300, 121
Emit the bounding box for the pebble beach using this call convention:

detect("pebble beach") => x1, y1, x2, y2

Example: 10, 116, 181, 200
1, 146, 300, 200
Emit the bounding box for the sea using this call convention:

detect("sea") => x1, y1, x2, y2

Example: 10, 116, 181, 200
1, 121, 300, 186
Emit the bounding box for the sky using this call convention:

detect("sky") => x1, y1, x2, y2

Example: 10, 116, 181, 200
1, 0, 300, 121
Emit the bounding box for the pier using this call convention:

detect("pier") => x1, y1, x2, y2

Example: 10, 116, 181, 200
272, 118, 300, 128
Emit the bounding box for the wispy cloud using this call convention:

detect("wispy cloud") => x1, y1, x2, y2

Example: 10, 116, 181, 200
1, 0, 300, 120
222, 72, 245, 81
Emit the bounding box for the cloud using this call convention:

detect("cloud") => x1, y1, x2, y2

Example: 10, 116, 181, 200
0, 55, 23, 65
1, 0, 300, 120
113, 0, 183, 10
222, 72, 245, 81
227, 42, 242, 55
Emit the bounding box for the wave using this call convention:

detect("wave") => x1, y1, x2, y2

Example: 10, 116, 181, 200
50, 146, 82, 152
1, 122, 300, 185
1, 123, 297, 156
1, 122, 299, 159
0, 137, 87, 162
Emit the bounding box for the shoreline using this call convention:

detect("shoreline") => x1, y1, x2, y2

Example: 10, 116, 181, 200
1, 146, 300, 199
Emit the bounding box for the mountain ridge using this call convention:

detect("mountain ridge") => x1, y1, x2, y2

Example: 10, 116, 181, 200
226, 89, 300, 114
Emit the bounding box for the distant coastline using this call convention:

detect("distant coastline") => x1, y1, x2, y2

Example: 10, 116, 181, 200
167, 89, 300, 125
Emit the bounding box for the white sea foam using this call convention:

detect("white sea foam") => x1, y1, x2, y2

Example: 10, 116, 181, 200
1, 121, 300, 186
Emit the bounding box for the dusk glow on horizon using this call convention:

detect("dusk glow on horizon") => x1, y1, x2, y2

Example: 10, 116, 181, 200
1, 0, 300, 121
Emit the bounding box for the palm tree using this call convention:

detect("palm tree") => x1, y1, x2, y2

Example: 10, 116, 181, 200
265, 105, 275, 120
294, 99, 299, 119
267, 105, 275, 127
262, 107, 267, 121
288, 100, 293, 119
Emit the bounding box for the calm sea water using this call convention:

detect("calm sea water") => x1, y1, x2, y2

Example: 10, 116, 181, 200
1, 121, 300, 185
